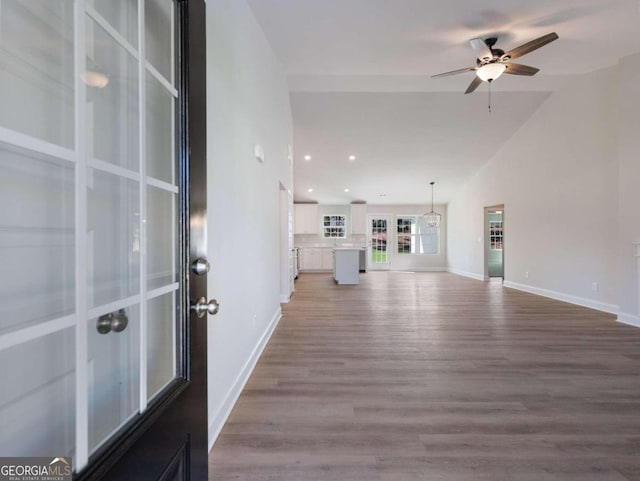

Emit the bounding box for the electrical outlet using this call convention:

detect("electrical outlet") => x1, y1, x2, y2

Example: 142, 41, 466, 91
592, 282, 598, 292
525, 271, 529, 279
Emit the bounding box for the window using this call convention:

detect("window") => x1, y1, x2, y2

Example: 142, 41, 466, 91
397, 216, 438, 254
322, 215, 346, 238
490, 221, 503, 250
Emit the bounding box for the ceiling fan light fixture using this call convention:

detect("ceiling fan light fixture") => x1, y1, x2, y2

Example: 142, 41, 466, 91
476, 63, 506, 82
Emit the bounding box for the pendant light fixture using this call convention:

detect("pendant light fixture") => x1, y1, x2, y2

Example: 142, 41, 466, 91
424, 181, 441, 228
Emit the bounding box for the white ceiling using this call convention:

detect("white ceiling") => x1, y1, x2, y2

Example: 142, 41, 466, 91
246, 0, 640, 204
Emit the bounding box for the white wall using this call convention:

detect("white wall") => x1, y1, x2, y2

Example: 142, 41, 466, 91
206, 0, 293, 450
617, 53, 640, 325
366, 204, 447, 271
448, 66, 620, 312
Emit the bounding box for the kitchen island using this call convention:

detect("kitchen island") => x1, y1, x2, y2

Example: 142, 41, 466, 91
333, 248, 361, 285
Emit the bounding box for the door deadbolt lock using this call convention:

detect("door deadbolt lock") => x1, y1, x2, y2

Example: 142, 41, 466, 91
191, 258, 210, 276
191, 297, 220, 318
97, 308, 129, 334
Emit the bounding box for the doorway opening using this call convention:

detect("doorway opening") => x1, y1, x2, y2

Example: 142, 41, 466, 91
484, 205, 504, 280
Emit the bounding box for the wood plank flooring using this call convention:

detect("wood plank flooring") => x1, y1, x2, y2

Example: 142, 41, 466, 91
209, 272, 640, 481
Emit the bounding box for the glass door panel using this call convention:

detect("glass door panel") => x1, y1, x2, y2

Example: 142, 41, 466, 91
367, 215, 391, 270
86, 16, 139, 170
147, 186, 177, 290
0, 0, 74, 147
88, 304, 140, 454
145, 0, 174, 83
87, 168, 140, 308
147, 292, 177, 401
0, 1, 183, 473
146, 72, 175, 183
0, 146, 75, 333
87, 0, 138, 48
0, 328, 75, 457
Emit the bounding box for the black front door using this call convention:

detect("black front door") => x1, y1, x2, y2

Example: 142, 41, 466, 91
0, 1, 209, 480
77, 1, 209, 480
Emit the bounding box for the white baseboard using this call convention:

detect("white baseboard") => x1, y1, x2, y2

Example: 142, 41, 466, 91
502, 280, 619, 315
207, 306, 282, 451
279, 294, 290, 303
447, 268, 487, 281
390, 267, 448, 272
617, 312, 640, 328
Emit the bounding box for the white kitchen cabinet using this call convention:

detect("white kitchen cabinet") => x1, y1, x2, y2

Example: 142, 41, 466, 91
321, 249, 333, 270
350, 203, 367, 235
294, 204, 319, 234
299, 247, 332, 271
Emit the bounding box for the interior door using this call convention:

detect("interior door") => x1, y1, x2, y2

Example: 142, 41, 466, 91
0, 1, 210, 480
367, 215, 392, 270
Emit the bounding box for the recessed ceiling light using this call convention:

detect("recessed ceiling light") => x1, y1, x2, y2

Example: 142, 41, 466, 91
307, 188, 313, 193
344, 188, 350, 192
304, 154, 312, 161
348, 155, 356, 161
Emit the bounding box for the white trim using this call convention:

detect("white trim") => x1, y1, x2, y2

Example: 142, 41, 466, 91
147, 282, 180, 301
503, 281, 619, 315
88, 158, 140, 182
85, 5, 140, 61
448, 268, 487, 281
147, 176, 179, 194
279, 294, 290, 303
73, 0, 89, 470
145, 61, 178, 98
88, 294, 140, 320
390, 267, 448, 272
208, 307, 282, 452
0, 126, 75, 163
0, 315, 76, 351
617, 312, 640, 328
138, 0, 148, 414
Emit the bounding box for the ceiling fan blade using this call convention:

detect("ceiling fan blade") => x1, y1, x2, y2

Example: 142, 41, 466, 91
464, 76, 483, 94
504, 63, 540, 76
470, 38, 493, 61
502, 32, 559, 60
431, 67, 476, 78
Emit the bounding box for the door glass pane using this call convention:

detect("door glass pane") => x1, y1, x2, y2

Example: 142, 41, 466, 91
147, 292, 177, 400
86, 17, 139, 170
146, 72, 175, 183
145, 0, 173, 83
0, 328, 75, 459
88, 0, 138, 48
370, 218, 388, 264
0, 0, 74, 147
147, 186, 176, 290
88, 304, 140, 454
88, 169, 140, 308
0, 146, 74, 334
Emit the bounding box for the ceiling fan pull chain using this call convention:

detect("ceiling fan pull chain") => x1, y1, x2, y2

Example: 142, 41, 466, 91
488, 82, 492, 113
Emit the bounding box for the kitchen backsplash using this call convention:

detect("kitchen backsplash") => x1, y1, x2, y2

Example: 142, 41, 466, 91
295, 234, 366, 247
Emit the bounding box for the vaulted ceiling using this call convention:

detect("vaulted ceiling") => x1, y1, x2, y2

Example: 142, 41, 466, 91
247, 0, 640, 204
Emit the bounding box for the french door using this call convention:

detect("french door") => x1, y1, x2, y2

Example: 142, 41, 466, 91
367, 215, 392, 270
0, 1, 209, 480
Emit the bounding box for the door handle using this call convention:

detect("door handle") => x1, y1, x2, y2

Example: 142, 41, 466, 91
191, 257, 210, 276
191, 297, 220, 318
96, 308, 129, 334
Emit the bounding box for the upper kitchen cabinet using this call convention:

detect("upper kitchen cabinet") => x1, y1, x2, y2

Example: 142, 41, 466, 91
350, 204, 367, 235
294, 203, 319, 234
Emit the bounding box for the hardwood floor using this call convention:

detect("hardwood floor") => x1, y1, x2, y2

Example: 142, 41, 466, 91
209, 272, 640, 481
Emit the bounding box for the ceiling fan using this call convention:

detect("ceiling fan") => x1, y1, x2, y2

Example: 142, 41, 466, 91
432, 32, 559, 94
